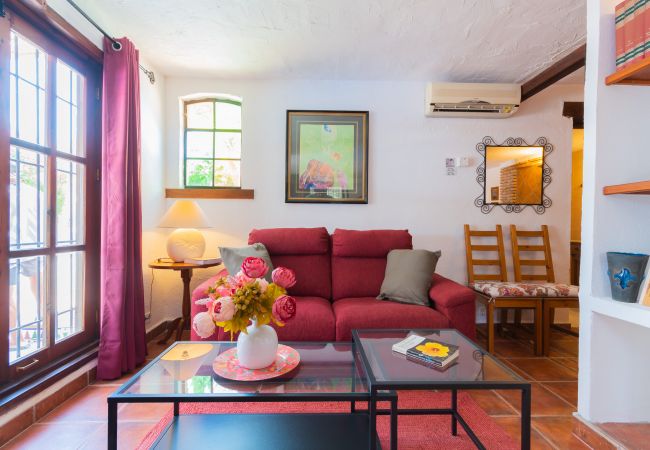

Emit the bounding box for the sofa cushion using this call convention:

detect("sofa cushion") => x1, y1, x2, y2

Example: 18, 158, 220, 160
332, 297, 450, 341
378, 249, 441, 306
249, 228, 331, 299
332, 229, 412, 257
211, 296, 335, 342
331, 229, 412, 300
470, 282, 579, 298
219, 243, 274, 282
249, 227, 330, 255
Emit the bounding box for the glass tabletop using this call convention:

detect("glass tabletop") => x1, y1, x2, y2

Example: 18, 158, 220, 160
112, 341, 369, 399
353, 329, 525, 387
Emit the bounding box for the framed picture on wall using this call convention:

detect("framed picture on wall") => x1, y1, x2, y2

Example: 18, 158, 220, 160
285, 110, 369, 203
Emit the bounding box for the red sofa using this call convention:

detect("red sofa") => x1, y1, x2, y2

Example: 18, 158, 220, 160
190, 228, 476, 342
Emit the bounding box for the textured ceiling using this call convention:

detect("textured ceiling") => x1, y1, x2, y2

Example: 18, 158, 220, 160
75, 0, 586, 81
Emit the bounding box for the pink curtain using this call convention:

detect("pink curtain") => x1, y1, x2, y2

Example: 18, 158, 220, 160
97, 37, 146, 379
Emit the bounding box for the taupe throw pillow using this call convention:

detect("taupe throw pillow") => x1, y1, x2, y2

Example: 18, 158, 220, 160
377, 249, 442, 306
219, 243, 274, 282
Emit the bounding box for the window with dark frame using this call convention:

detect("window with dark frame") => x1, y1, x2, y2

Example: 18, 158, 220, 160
1, 10, 101, 387
183, 97, 242, 188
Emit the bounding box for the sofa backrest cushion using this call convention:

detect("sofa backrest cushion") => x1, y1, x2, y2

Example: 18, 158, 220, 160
331, 229, 413, 300
249, 227, 331, 299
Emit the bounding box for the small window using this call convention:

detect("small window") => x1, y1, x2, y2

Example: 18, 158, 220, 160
183, 97, 241, 188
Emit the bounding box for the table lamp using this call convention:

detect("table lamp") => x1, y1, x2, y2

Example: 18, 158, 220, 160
159, 200, 211, 262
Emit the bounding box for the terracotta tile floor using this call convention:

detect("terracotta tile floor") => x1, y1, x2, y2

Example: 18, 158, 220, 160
0, 325, 627, 449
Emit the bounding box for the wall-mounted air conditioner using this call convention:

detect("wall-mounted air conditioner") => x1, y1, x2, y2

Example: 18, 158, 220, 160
425, 82, 521, 118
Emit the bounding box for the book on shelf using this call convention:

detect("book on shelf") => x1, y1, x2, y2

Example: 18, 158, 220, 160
392, 334, 459, 369
615, 0, 648, 69
637, 261, 650, 306
184, 257, 221, 265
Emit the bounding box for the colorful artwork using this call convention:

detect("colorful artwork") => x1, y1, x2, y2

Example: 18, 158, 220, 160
286, 111, 368, 203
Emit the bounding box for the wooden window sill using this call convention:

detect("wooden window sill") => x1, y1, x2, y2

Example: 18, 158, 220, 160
165, 188, 254, 199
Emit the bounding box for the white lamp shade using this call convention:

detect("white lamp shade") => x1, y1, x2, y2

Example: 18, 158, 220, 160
159, 200, 211, 228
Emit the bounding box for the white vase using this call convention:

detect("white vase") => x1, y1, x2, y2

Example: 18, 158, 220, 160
236, 319, 278, 369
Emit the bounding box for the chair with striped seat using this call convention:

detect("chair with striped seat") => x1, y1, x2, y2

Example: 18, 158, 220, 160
464, 224, 543, 356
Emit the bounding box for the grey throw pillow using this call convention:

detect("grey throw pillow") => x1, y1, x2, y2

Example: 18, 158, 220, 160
377, 249, 442, 306
219, 243, 274, 282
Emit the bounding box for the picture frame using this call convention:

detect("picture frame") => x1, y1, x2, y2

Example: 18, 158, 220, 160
285, 110, 369, 204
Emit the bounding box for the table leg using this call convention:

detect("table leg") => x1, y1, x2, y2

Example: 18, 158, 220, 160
174, 401, 179, 416
176, 268, 193, 341
487, 302, 495, 354
390, 395, 398, 450
451, 389, 458, 436
543, 300, 553, 357
157, 317, 181, 345
521, 386, 531, 450
369, 392, 377, 449
108, 400, 118, 450
534, 301, 543, 356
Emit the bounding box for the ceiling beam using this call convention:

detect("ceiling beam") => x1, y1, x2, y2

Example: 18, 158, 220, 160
521, 43, 586, 102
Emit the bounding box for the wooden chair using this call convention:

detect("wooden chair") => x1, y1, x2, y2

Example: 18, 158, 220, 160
464, 224, 543, 356
510, 225, 579, 356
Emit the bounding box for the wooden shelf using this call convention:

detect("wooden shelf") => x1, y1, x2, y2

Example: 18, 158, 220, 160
603, 180, 650, 195
605, 58, 650, 85
165, 188, 254, 199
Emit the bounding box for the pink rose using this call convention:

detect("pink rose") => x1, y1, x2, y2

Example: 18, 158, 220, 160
192, 311, 216, 339
272, 295, 297, 324
241, 257, 269, 279
210, 296, 235, 322
271, 267, 296, 289
257, 278, 269, 293
235, 270, 254, 285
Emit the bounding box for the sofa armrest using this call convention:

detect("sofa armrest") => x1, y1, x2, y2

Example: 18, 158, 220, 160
428, 273, 476, 340
191, 269, 228, 304
190, 269, 228, 341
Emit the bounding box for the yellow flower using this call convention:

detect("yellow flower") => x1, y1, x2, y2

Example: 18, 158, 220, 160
416, 342, 449, 358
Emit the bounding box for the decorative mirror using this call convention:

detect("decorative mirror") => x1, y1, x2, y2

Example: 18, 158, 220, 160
474, 136, 552, 214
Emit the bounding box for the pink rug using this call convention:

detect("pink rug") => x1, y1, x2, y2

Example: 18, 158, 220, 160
136, 391, 518, 449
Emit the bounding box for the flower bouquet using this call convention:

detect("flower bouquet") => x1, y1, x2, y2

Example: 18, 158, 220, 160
192, 257, 297, 369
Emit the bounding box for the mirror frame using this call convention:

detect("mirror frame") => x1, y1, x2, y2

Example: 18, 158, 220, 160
474, 136, 553, 214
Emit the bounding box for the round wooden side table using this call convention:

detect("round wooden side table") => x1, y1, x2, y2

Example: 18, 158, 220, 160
148, 259, 222, 344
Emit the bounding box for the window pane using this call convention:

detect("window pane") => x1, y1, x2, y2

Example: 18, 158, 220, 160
56, 159, 85, 246
56, 99, 71, 153
56, 61, 84, 156
186, 131, 213, 158
10, 147, 47, 250
9, 256, 47, 363
186, 159, 213, 187
10, 32, 47, 145
214, 132, 241, 159
56, 252, 84, 342
15, 33, 45, 85
56, 62, 71, 102
17, 79, 41, 144
214, 160, 240, 187
215, 101, 241, 130
186, 101, 213, 129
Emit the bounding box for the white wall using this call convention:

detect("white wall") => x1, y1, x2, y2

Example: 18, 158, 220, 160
149, 79, 583, 323
578, 0, 650, 423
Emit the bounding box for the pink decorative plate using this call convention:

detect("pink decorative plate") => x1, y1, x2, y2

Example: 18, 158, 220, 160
212, 344, 300, 381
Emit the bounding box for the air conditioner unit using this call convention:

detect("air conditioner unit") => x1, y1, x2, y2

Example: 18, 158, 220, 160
425, 82, 520, 118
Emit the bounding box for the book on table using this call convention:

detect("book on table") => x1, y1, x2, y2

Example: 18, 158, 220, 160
184, 257, 221, 265
392, 334, 459, 369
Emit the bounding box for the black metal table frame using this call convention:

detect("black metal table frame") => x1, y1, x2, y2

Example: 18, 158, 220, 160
352, 329, 532, 450
107, 341, 398, 450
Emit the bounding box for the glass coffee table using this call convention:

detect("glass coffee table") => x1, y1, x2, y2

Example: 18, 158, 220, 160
352, 329, 531, 450
107, 341, 396, 450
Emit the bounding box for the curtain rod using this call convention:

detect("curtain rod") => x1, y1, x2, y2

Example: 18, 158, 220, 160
65, 0, 155, 84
